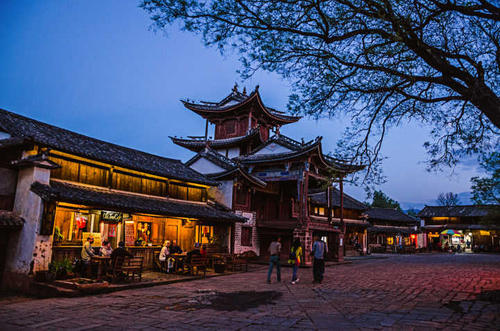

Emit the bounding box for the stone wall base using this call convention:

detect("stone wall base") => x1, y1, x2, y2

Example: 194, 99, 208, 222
2, 270, 31, 294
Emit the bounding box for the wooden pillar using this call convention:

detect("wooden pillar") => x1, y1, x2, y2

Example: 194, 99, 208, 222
327, 185, 332, 225
336, 176, 345, 262
204, 119, 209, 141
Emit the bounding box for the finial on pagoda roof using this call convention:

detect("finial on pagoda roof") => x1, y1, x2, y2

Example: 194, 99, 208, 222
232, 82, 238, 93
242, 86, 247, 95
255, 85, 260, 91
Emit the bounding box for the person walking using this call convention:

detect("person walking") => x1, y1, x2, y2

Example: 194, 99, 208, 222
267, 237, 282, 283
288, 238, 303, 284
311, 235, 328, 284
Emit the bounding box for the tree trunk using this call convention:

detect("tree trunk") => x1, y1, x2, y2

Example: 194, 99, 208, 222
470, 81, 500, 129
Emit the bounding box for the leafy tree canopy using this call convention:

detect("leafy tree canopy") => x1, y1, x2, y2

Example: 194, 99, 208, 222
369, 190, 401, 210
471, 151, 500, 204
436, 192, 460, 206
141, 0, 500, 183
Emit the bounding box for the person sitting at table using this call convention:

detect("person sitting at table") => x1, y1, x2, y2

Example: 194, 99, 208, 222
100, 240, 113, 257
80, 236, 95, 276
111, 241, 133, 265
159, 240, 170, 272
170, 240, 183, 254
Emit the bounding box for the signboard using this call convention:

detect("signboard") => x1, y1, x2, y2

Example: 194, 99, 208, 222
101, 210, 123, 222
125, 222, 135, 246
82, 232, 101, 247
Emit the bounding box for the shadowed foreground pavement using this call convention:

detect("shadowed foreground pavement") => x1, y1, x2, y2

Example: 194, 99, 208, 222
1, 254, 499, 330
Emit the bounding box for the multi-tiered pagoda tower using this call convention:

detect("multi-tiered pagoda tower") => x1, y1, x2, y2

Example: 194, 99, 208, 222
171, 84, 364, 263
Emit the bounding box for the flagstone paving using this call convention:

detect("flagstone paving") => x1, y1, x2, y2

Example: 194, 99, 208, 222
1, 253, 499, 330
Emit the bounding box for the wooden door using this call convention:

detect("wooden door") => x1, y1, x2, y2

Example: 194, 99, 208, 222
165, 224, 178, 243
180, 223, 195, 252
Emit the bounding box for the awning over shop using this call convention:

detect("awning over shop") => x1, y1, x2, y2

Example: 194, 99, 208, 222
30, 180, 246, 223
367, 226, 418, 235
0, 210, 25, 230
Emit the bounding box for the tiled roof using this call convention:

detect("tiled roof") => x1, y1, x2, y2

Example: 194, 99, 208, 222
237, 140, 321, 163
417, 205, 499, 218
0, 137, 31, 150
182, 86, 301, 124
365, 208, 418, 224
0, 108, 216, 186
249, 134, 314, 154
0, 210, 25, 230
185, 148, 267, 188
171, 127, 262, 152
31, 180, 245, 223
309, 188, 367, 211
208, 167, 267, 188
185, 148, 237, 171
238, 135, 364, 174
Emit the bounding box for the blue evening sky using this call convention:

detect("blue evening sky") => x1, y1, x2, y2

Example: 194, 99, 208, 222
0, 0, 482, 208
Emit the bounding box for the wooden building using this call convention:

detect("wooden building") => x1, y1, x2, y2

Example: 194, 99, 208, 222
365, 208, 420, 253
0, 108, 244, 291
308, 188, 369, 257
419, 205, 500, 252
171, 85, 364, 263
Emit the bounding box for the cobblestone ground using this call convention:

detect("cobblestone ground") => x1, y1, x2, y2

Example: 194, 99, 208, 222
1, 254, 499, 330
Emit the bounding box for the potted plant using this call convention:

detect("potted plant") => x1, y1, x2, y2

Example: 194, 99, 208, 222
49, 258, 73, 280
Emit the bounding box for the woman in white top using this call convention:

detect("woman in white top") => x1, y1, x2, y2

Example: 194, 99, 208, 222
159, 240, 170, 262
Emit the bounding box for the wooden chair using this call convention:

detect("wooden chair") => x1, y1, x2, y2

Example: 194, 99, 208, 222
112, 256, 126, 283
152, 250, 163, 272
186, 256, 208, 278
122, 257, 144, 282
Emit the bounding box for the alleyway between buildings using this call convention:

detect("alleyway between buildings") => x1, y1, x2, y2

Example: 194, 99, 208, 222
1, 254, 499, 330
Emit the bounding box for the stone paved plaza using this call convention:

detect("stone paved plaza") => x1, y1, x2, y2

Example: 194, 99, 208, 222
1, 254, 499, 330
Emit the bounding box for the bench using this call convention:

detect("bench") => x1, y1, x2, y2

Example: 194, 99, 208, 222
186, 256, 208, 278
112, 256, 144, 282
227, 255, 248, 272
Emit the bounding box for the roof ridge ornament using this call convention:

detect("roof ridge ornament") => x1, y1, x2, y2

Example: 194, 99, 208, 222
232, 82, 238, 93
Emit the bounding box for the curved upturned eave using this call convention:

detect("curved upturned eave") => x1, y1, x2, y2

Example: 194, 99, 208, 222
170, 128, 264, 153
181, 90, 301, 124
208, 167, 267, 188
315, 142, 365, 175
240, 139, 364, 176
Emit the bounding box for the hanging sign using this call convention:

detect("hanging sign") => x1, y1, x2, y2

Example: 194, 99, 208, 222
101, 210, 123, 222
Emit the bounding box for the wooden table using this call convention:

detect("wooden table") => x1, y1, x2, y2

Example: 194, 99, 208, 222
167, 253, 187, 273
91, 256, 111, 281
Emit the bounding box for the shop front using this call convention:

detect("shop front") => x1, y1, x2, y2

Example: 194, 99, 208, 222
31, 180, 244, 271
424, 225, 500, 253
367, 226, 419, 253
344, 223, 368, 256
50, 203, 232, 269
